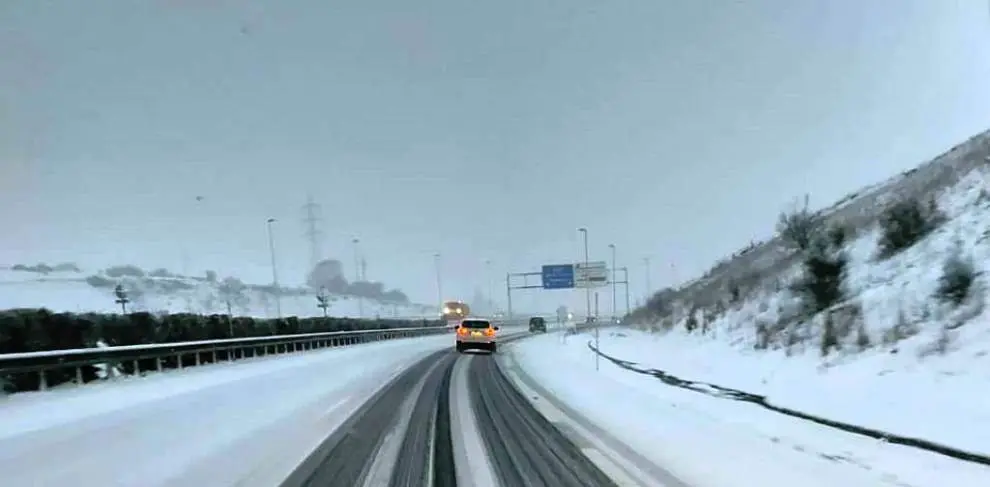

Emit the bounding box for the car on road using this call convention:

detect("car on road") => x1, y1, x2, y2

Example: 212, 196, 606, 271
528, 316, 547, 333
455, 318, 499, 353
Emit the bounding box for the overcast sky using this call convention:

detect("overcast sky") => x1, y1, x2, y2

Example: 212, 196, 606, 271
2, 0, 990, 312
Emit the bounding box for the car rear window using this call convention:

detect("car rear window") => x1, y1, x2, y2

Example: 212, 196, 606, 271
460, 320, 491, 329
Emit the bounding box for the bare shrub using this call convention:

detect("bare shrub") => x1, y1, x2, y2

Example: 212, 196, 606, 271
777, 194, 819, 251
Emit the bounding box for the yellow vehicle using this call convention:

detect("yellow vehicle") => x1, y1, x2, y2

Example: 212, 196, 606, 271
441, 300, 470, 321
454, 318, 499, 353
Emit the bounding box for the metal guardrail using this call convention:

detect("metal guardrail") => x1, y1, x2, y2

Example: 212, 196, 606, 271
0, 326, 450, 391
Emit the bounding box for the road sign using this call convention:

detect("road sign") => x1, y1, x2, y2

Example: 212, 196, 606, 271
575, 261, 608, 288
541, 264, 575, 289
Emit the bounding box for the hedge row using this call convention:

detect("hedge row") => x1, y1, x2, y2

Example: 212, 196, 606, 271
0, 308, 442, 355
0, 308, 443, 393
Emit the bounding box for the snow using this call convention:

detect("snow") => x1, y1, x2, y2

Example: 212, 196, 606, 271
509, 332, 990, 487
0, 333, 454, 487
517, 158, 990, 485
617, 164, 990, 457
0, 266, 436, 319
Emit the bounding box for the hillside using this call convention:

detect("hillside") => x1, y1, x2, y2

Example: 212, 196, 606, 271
616, 129, 990, 467
633, 128, 990, 351
0, 265, 436, 319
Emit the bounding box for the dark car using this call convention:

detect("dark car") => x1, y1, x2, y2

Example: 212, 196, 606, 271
528, 316, 547, 333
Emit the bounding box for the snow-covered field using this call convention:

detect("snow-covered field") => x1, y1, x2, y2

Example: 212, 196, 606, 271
508, 332, 990, 487
0, 333, 453, 487
0, 266, 435, 319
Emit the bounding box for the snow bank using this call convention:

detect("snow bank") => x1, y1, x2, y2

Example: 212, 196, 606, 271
510, 333, 990, 487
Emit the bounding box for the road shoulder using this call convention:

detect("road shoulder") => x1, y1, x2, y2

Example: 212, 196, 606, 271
499, 342, 693, 487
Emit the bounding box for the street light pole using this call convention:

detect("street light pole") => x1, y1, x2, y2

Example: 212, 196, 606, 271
578, 228, 590, 321
266, 218, 281, 318
644, 257, 652, 302
434, 253, 443, 316
485, 259, 493, 315
352, 238, 363, 318
609, 244, 617, 322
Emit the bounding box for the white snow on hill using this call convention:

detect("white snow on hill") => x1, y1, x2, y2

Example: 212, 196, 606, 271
623, 131, 990, 476
0, 266, 436, 319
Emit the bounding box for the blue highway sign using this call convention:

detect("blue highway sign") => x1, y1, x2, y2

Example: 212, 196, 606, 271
542, 264, 575, 289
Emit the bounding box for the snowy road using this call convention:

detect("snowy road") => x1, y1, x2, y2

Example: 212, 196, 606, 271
2, 327, 674, 487
278, 330, 669, 487
0, 335, 457, 487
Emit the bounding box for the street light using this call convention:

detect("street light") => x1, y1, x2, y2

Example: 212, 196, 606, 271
578, 228, 590, 321
266, 218, 281, 318
434, 253, 443, 316
608, 244, 617, 322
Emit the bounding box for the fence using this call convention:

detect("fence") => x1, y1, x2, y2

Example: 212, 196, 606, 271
0, 326, 449, 392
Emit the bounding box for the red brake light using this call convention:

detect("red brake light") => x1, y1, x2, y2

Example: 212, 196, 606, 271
457, 327, 468, 335
484, 327, 495, 336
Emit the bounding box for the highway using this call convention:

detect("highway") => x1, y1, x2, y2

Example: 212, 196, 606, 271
278, 331, 633, 487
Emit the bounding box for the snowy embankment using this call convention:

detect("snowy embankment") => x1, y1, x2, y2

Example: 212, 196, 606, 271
0, 267, 435, 319
509, 333, 990, 487
0, 334, 452, 487
622, 166, 990, 455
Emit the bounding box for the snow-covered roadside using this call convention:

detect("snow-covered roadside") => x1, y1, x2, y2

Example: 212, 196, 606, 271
509, 333, 990, 487
0, 334, 453, 487
584, 328, 990, 460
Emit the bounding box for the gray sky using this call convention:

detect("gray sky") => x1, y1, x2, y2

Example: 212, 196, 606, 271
3, 0, 990, 312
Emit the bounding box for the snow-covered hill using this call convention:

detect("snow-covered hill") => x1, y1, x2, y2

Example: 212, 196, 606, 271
622, 130, 990, 469
636, 129, 990, 358
0, 265, 436, 319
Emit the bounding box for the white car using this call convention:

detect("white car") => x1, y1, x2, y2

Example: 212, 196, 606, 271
454, 318, 499, 353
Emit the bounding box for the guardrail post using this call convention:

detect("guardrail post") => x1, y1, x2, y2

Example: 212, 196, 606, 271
212, 349, 217, 363
177, 353, 183, 369
75, 366, 83, 385
132, 360, 139, 376
156, 357, 163, 372
38, 370, 47, 391
195, 352, 202, 366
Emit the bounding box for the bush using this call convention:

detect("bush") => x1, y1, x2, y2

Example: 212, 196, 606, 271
381, 289, 409, 303
935, 250, 976, 307
105, 265, 145, 278
85, 274, 115, 288
0, 308, 443, 393
52, 262, 81, 273
11, 263, 54, 274
777, 194, 818, 251
877, 197, 942, 259
791, 235, 847, 316
148, 268, 173, 278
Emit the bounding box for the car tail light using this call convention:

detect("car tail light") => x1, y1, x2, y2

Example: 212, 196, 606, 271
484, 327, 495, 336
457, 327, 468, 335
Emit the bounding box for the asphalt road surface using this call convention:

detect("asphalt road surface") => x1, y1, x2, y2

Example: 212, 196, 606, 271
278, 332, 634, 487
